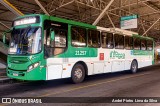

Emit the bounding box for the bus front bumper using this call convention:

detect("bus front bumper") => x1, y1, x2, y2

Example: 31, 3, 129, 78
7, 67, 45, 81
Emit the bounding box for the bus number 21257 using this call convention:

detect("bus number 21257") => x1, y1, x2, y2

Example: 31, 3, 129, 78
75, 51, 87, 56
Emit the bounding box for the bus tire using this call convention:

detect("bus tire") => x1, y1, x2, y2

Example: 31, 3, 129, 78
71, 63, 85, 84
130, 60, 138, 73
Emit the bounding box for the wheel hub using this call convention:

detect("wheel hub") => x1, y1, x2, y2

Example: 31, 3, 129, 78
74, 68, 82, 79
132, 63, 137, 72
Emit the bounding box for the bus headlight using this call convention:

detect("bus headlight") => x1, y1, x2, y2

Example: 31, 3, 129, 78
27, 62, 39, 72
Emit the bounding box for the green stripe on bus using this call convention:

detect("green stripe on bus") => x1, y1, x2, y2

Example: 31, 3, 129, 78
55, 47, 98, 58
132, 50, 153, 55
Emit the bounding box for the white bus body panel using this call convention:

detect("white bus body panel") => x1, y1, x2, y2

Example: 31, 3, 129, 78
46, 47, 153, 80
93, 62, 104, 74
104, 61, 112, 73
47, 65, 62, 80
46, 49, 153, 80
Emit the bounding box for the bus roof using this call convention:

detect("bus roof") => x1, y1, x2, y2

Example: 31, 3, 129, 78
132, 34, 154, 40
97, 26, 138, 36
14, 14, 96, 29
97, 26, 153, 40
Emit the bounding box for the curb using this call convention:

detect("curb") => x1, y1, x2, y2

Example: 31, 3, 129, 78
0, 77, 11, 83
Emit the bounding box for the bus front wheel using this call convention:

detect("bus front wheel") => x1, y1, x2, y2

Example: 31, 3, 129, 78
71, 63, 85, 84
130, 60, 138, 73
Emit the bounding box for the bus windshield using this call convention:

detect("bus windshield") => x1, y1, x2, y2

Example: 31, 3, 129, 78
8, 27, 42, 55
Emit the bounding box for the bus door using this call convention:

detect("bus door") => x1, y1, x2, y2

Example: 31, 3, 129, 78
111, 50, 125, 72
44, 20, 68, 80
111, 34, 125, 72
101, 32, 114, 73
88, 30, 104, 74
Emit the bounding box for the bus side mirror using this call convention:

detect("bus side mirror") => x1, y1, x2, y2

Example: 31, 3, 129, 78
2, 29, 12, 44
50, 31, 55, 41
3, 33, 6, 44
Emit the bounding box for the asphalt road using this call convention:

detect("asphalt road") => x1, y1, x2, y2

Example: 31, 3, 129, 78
1, 64, 160, 106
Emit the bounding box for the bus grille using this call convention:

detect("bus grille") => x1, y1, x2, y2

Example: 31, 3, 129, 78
8, 68, 26, 72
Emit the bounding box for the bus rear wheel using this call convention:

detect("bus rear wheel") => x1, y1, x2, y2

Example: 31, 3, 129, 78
71, 63, 85, 84
130, 60, 138, 73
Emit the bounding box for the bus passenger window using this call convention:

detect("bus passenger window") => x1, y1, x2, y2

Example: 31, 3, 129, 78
114, 34, 124, 49
125, 36, 133, 50
101, 32, 113, 49
141, 39, 147, 50
88, 30, 100, 48
133, 38, 141, 50
147, 40, 153, 51
71, 26, 86, 47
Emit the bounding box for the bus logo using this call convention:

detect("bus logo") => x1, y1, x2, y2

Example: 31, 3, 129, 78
2, 98, 11, 103
110, 51, 125, 59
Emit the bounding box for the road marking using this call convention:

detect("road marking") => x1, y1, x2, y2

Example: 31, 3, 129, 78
0, 70, 157, 106
39, 71, 153, 97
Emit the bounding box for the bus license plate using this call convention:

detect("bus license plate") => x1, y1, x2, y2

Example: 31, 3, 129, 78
13, 73, 18, 76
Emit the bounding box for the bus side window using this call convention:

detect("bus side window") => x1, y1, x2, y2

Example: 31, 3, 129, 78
133, 38, 141, 50
71, 26, 86, 47
44, 20, 68, 58
125, 36, 133, 50
147, 40, 153, 51
114, 34, 124, 49
141, 39, 147, 50
101, 32, 113, 49
49, 29, 67, 56
88, 30, 100, 48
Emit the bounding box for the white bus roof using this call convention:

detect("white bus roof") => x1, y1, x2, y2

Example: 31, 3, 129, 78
97, 26, 138, 36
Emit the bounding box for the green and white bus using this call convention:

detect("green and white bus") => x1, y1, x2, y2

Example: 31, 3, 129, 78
5, 14, 154, 83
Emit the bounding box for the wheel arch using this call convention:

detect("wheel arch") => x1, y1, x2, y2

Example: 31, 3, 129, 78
73, 61, 88, 76
132, 59, 138, 67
